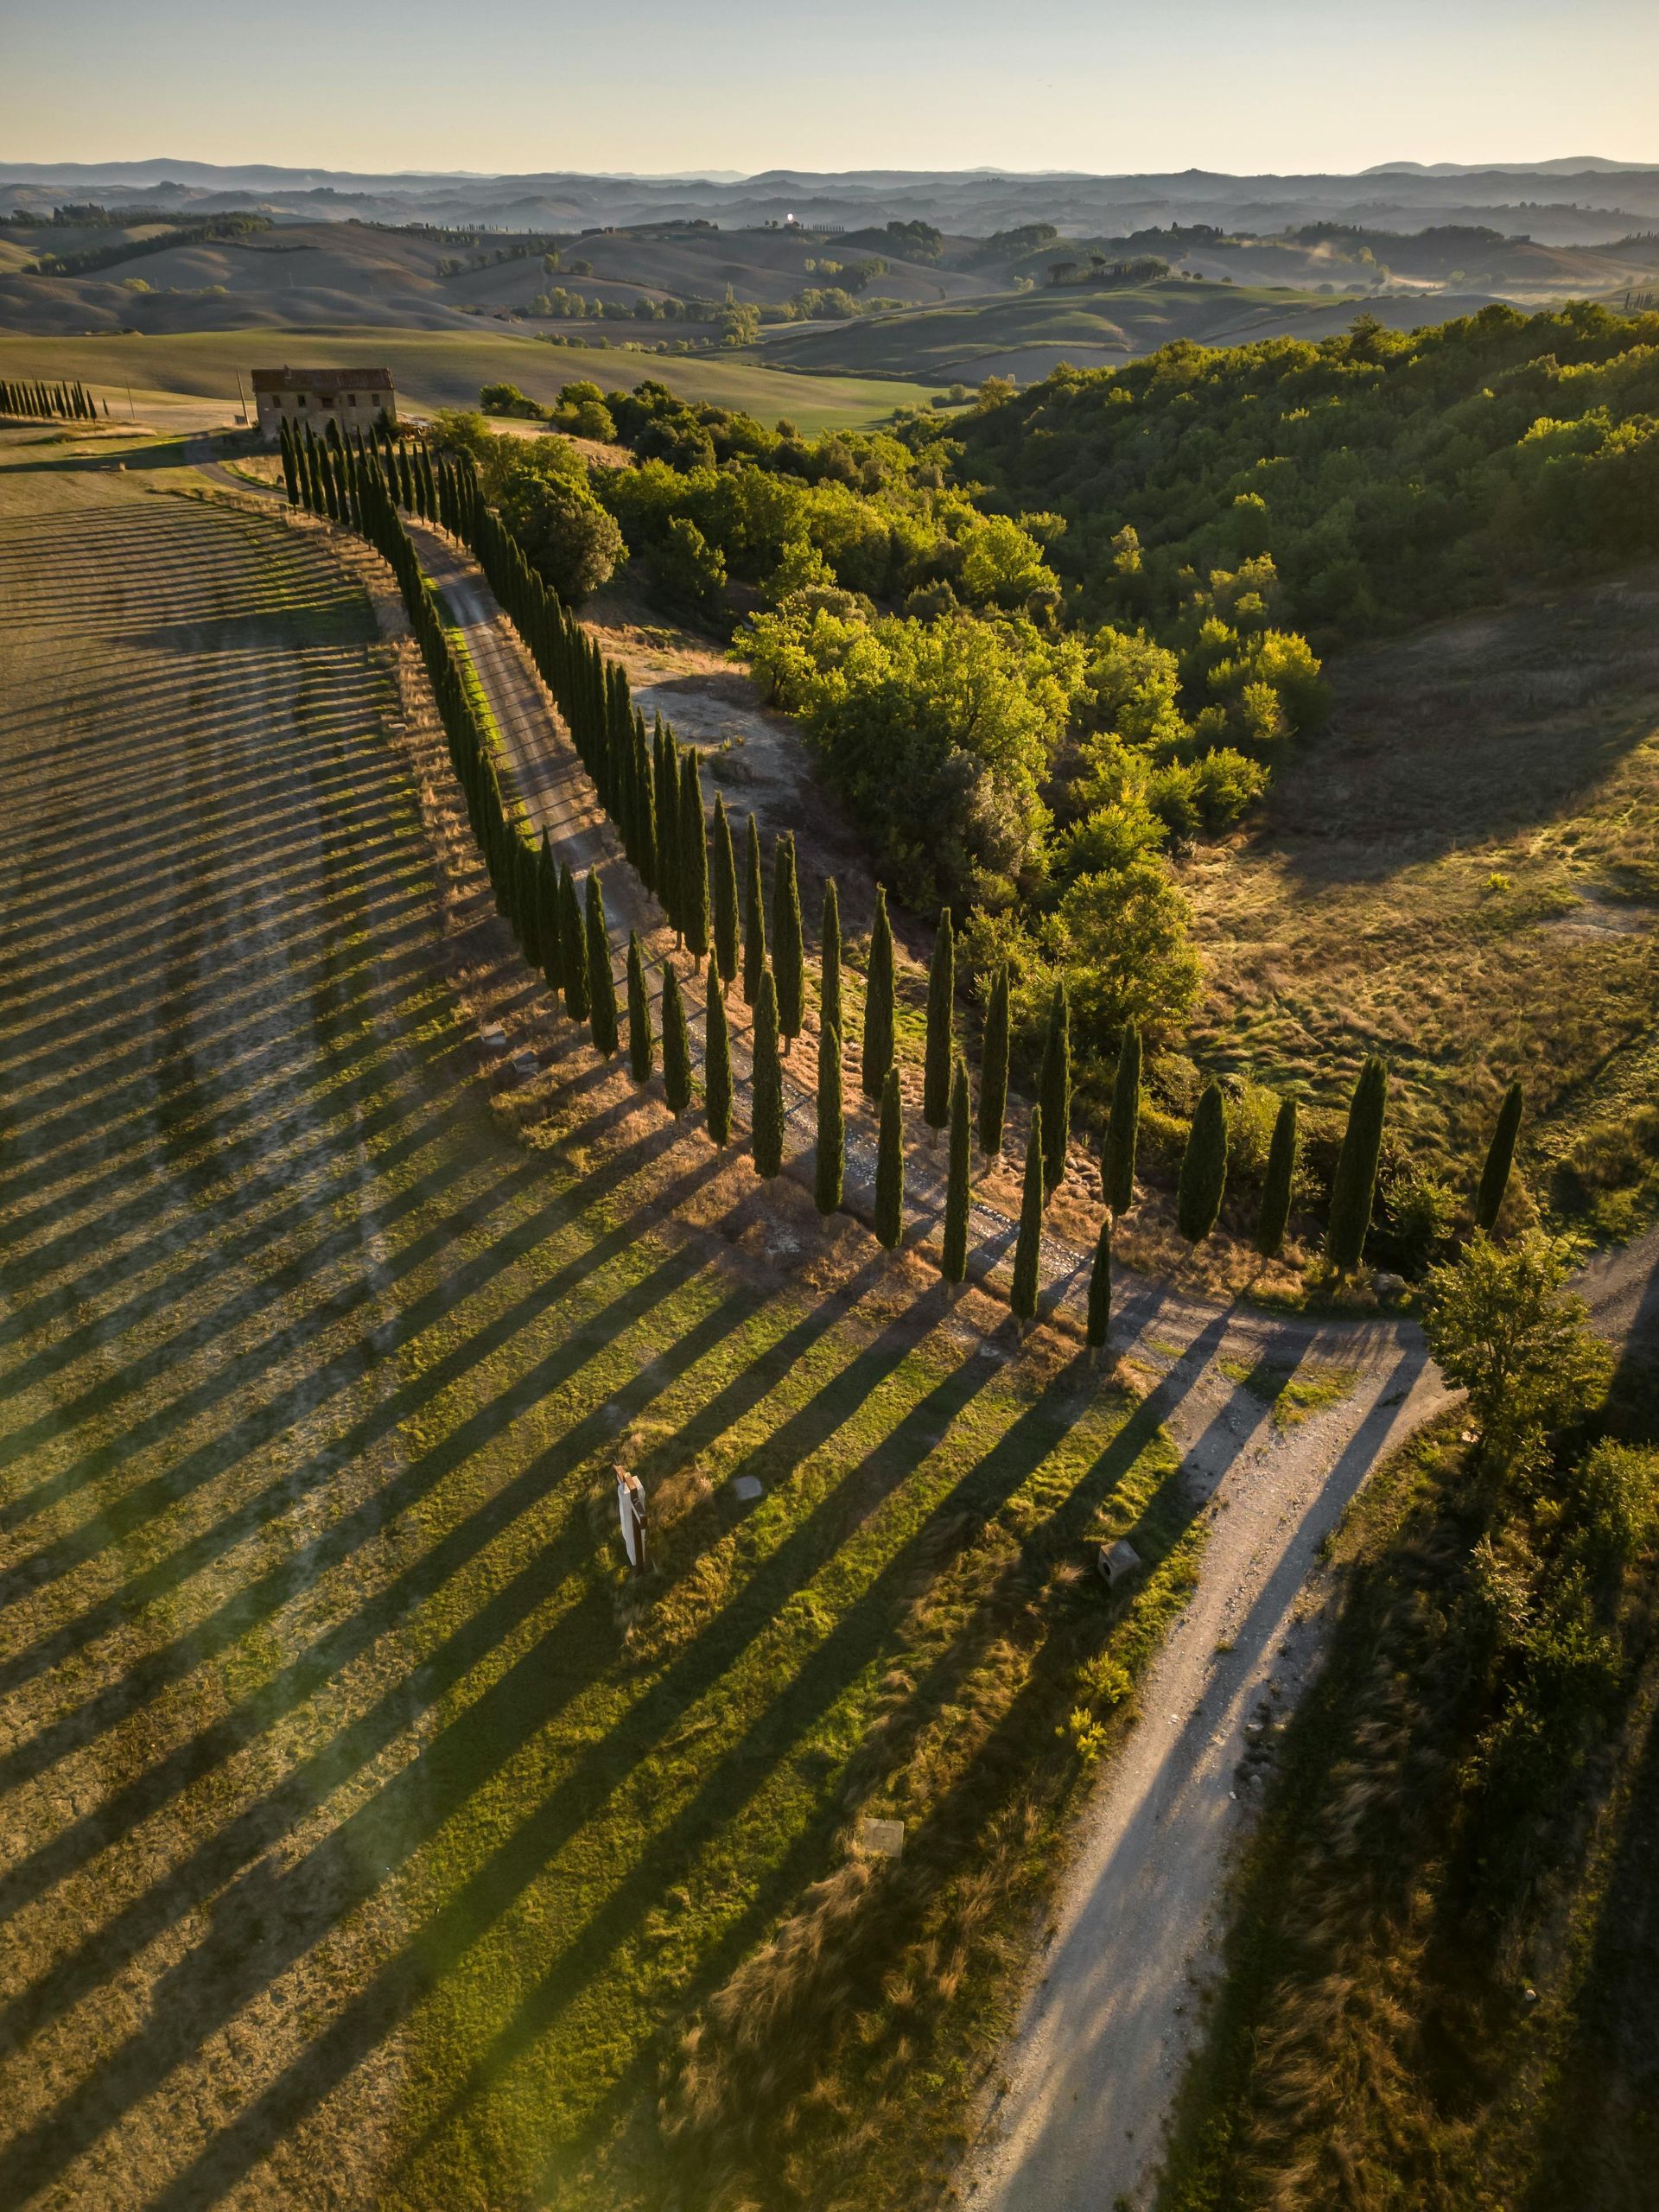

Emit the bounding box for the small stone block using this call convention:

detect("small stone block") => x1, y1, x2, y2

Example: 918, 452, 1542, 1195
731, 1475, 764, 1503
508, 1048, 539, 1080
855, 1817, 905, 1859
1099, 1539, 1144, 1587
479, 1024, 508, 1056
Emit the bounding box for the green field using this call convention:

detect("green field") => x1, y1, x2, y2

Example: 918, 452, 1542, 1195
747, 276, 1497, 380
0, 327, 941, 432
0, 429, 1192, 2209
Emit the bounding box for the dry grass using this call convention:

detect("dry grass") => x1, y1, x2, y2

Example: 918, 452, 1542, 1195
1183, 565, 1659, 1237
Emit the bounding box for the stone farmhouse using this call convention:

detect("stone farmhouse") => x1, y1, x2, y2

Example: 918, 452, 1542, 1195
251, 365, 396, 443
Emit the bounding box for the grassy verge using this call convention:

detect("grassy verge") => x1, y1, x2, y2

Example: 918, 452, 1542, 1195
1157, 1406, 1659, 2212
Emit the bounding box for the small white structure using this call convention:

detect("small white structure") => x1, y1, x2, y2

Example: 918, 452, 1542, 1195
251, 365, 396, 444
1098, 1538, 1143, 1589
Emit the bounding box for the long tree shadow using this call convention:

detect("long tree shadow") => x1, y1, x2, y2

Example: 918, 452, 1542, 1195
149, 1319, 1230, 2211
0, 1116, 719, 1728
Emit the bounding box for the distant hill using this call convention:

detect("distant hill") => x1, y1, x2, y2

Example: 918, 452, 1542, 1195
6, 157, 1659, 245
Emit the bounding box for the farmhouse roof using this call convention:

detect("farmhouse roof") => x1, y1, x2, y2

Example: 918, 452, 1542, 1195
250, 365, 394, 393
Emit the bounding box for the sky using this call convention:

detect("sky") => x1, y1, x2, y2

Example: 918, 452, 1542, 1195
3, 0, 1656, 177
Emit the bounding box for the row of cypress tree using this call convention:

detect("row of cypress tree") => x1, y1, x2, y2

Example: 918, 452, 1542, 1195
0, 377, 97, 420
280, 415, 1523, 1332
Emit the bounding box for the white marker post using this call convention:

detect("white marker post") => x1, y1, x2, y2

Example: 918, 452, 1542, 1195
614, 1465, 648, 1577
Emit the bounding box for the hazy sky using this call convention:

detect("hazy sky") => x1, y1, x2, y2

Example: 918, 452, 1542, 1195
3, 0, 1656, 175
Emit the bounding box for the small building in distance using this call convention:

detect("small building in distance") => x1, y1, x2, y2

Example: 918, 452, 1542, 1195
251, 365, 396, 443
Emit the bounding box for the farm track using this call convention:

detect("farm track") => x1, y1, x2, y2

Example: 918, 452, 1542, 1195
188, 448, 1659, 2211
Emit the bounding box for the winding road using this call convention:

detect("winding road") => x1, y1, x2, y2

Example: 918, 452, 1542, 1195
190, 438, 1659, 2210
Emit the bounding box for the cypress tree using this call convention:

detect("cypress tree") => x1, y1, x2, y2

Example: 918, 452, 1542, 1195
678, 751, 711, 965
711, 792, 739, 988
820, 876, 842, 1048
742, 811, 766, 1007
705, 963, 733, 1145
1087, 1214, 1112, 1357
663, 963, 694, 1116
942, 1055, 971, 1290
655, 728, 681, 932
751, 968, 785, 1179
1011, 1108, 1045, 1331
584, 873, 618, 1057
861, 886, 895, 1102
626, 932, 654, 1084
1178, 1082, 1229, 1244
1102, 1022, 1141, 1217
1039, 980, 1071, 1201
979, 965, 1009, 1158
1255, 1096, 1299, 1259
559, 862, 588, 1021
1475, 1079, 1523, 1234
874, 1065, 905, 1251
772, 830, 804, 1052
815, 1022, 844, 1217
1326, 1056, 1389, 1273
529, 829, 553, 970
538, 837, 563, 995
923, 912, 955, 1145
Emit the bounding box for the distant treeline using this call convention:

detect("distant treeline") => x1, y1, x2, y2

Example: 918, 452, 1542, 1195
0, 377, 98, 420
24, 213, 271, 277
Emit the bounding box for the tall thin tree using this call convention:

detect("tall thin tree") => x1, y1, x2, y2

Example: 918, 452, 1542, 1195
678, 751, 710, 967
861, 886, 896, 1103
711, 791, 740, 988
979, 965, 1009, 1158
742, 811, 766, 1008
943, 1055, 971, 1291
772, 830, 804, 1054
820, 876, 842, 1050
1255, 1096, 1299, 1259
584, 873, 618, 1057
663, 964, 694, 1117
559, 861, 588, 1023
1039, 980, 1071, 1201
751, 968, 785, 1179
1326, 1057, 1389, 1274
626, 931, 654, 1084
1178, 1082, 1228, 1244
1475, 1080, 1523, 1235
705, 964, 733, 1146
874, 1065, 905, 1251
1011, 1108, 1045, 1332
815, 1022, 844, 1217
923, 912, 955, 1146
1087, 1215, 1112, 1360
1102, 1021, 1141, 1217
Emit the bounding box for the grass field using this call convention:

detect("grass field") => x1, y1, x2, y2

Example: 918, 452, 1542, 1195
1180, 565, 1659, 1240
0, 426, 1192, 2209
746, 277, 1495, 380
0, 328, 940, 434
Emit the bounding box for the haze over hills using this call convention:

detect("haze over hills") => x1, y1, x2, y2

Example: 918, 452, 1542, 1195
7, 156, 1659, 244
4, 155, 1657, 392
